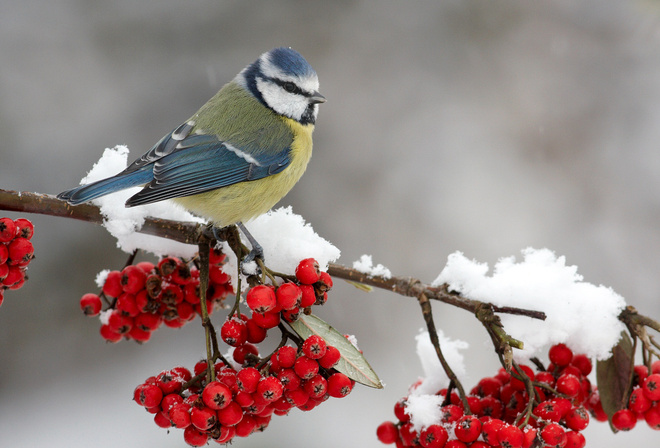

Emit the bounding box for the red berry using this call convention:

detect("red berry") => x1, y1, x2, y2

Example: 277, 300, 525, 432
629, 387, 652, 414
107, 311, 133, 334
246, 285, 277, 314
445, 441, 468, 448
534, 400, 562, 422
156, 370, 184, 395
209, 264, 230, 284
190, 405, 216, 430
278, 368, 301, 391
102, 270, 123, 297
232, 343, 258, 364
643, 373, 660, 401
120, 265, 147, 294
376, 421, 399, 444
319, 345, 341, 369
645, 402, 660, 430
245, 318, 267, 343
216, 401, 244, 426
480, 418, 504, 445
202, 381, 232, 410
221, 317, 248, 346
281, 306, 300, 322
169, 402, 192, 428
276, 282, 302, 310
99, 324, 122, 342
234, 414, 257, 437
549, 343, 573, 367
0, 244, 8, 265
157, 257, 180, 277
394, 398, 410, 423
302, 335, 327, 359
135, 261, 155, 274
153, 411, 171, 428
587, 390, 608, 422
454, 415, 482, 443
294, 356, 319, 380
237, 367, 261, 393
521, 427, 537, 448
303, 374, 328, 399
653, 360, 660, 375
7, 237, 33, 266
612, 408, 637, 431
571, 354, 592, 376
0, 218, 16, 242
510, 364, 535, 391
564, 430, 586, 448
440, 404, 463, 423
138, 383, 163, 408
13, 218, 33, 240
257, 376, 284, 403
284, 388, 309, 408
276, 345, 298, 368
540, 423, 566, 447
250, 309, 280, 329
80, 293, 102, 316
497, 422, 524, 448
1, 264, 23, 287
328, 372, 355, 398
295, 258, 320, 284
183, 426, 208, 447
317, 271, 333, 291
419, 423, 449, 448
556, 374, 581, 398
299, 284, 316, 307
563, 406, 589, 431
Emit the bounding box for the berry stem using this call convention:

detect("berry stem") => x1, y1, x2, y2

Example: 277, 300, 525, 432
417, 291, 471, 413
511, 361, 536, 428
197, 239, 216, 383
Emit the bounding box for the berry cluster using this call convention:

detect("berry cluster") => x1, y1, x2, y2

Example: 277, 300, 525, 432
131, 258, 355, 445
0, 217, 35, 305
589, 360, 660, 431
134, 334, 354, 446
221, 258, 333, 350
378, 343, 600, 448
79, 248, 232, 343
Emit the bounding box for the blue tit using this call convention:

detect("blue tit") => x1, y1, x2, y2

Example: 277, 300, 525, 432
58, 47, 325, 261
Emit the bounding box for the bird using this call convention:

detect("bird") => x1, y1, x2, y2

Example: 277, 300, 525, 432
58, 47, 325, 263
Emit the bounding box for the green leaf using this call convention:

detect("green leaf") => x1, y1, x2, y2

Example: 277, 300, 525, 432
289, 314, 383, 389
596, 331, 635, 425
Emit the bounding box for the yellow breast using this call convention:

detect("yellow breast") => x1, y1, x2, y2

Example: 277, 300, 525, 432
173, 118, 314, 227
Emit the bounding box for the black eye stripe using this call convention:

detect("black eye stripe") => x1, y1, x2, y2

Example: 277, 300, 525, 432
270, 78, 306, 96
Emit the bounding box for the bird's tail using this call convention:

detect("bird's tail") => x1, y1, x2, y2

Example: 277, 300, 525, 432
57, 170, 153, 205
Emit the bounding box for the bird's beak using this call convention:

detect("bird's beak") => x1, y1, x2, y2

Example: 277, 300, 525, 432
310, 91, 326, 104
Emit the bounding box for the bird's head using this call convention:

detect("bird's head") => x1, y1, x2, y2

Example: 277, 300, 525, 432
237, 47, 325, 125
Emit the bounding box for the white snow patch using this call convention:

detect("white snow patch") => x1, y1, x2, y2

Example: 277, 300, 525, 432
433, 248, 626, 361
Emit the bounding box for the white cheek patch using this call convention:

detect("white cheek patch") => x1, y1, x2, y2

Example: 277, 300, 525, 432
256, 77, 308, 122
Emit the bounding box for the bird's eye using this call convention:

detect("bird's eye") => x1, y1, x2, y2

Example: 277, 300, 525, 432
282, 82, 296, 93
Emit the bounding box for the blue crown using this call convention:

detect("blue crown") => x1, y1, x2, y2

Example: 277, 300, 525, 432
268, 47, 316, 78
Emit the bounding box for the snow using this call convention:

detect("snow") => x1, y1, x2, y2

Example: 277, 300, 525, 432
95, 269, 110, 288
352, 254, 392, 279
78, 146, 341, 284
432, 248, 626, 361
406, 330, 468, 431
82, 146, 204, 258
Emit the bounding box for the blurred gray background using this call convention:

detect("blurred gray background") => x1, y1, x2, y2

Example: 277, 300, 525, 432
2, 0, 660, 446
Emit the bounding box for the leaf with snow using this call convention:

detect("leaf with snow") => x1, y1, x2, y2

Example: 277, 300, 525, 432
289, 314, 383, 389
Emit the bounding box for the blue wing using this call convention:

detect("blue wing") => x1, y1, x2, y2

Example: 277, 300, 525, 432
125, 133, 291, 207
58, 121, 292, 206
